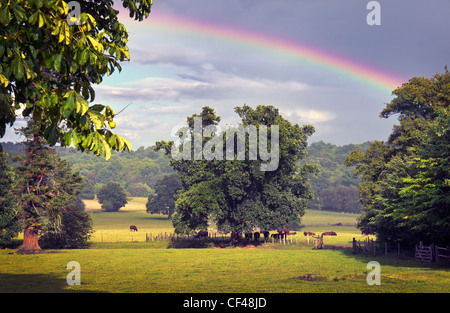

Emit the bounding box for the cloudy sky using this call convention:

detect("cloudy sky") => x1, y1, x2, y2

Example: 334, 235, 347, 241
2, 0, 449, 148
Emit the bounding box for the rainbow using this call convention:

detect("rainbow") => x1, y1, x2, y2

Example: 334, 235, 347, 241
122, 11, 405, 93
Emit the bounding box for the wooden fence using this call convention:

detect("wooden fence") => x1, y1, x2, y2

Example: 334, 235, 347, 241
352, 239, 450, 263
353, 238, 409, 258
415, 242, 433, 262
435, 245, 450, 262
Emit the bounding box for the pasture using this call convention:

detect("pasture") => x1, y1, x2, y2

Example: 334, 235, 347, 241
0, 198, 449, 293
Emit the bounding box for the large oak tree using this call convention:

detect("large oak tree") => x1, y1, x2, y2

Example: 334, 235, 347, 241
156, 105, 317, 242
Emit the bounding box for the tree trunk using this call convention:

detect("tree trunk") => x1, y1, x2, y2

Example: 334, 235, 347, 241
17, 227, 42, 254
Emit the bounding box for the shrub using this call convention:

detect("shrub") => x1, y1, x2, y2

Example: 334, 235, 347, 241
97, 181, 128, 212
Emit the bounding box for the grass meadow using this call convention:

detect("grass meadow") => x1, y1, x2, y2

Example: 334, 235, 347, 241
0, 198, 449, 293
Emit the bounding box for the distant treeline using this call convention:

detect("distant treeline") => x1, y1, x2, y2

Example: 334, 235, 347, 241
1, 142, 174, 199
1, 140, 369, 213
301, 141, 371, 213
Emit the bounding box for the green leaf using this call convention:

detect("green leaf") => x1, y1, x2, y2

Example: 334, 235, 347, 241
75, 92, 89, 115
0, 5, 11, 25
87, 36, 103, 53
63, 131, 72, 146
63, 90, 76, 112
10, 2, 26, 22
116, 135, 132, 152
31, 0, 44, 9
60, 22, 70, 45
38, 12, 44, 28
122, 137, 132, 151
51, 21, 61, 36
0, 73, 9, 87
99, 135, 112, 160
78, 48, 89, 65
116, 135, 124, 150
72, 131, 81, 147
11, 57, 24, 80
44, 125, 59, 145
81, 132, 94, 150
108, 134, 117, 147
53, 51, 63, 72
87, 110, 104, 129
29, 11, 39, 25
90, 104, 105, 112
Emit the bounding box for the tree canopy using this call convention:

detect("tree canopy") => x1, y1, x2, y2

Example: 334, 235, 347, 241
0, 149, 20, 246
146, 173, 182, 220
156, 105, 316, 240
0, 0, 152, 159
346, 67, 450, 245
97, 181, 127, 212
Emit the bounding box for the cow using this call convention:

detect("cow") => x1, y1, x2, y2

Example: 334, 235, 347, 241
253, 232, 261, 242
321, 231, 337, 238
261, 231, 270, 242
271, 233, 280, 240
194, 230, 208, 238
130, 225, 138, 232
303, 232, 316, 236
244, 233, 253, 241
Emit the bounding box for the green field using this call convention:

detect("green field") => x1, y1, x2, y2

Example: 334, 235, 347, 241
1, 198, 449, 293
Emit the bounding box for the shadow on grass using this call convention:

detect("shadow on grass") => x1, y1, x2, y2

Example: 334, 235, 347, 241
0, 273, 102, 293
334, 248, 450, 270
167, 238, 266, 249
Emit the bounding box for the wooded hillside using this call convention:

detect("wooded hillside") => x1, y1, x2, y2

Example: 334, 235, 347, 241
301, 141, 371, 213
1, 140, 369, 213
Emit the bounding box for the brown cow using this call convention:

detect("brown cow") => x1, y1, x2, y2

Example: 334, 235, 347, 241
130, 225, 138, 232
303, 232, 316, 236
321, 231, 337, 238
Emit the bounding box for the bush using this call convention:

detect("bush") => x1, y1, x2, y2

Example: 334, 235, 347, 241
97, 181, 128, 212
40, 198, 94, 249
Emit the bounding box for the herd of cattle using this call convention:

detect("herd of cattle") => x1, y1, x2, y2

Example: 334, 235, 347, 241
193, 228, 338, 242
130, 224, 374, 240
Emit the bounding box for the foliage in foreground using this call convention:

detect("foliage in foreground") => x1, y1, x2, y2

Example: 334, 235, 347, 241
0, 0, 152, 159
